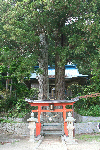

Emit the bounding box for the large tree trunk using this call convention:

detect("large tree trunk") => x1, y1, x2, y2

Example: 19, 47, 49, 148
55, 33, 65, 100
38, 34, 49, 100
55, 53, 65, 100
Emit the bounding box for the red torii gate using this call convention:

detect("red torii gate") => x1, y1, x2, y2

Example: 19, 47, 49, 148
25, 93, 100, 137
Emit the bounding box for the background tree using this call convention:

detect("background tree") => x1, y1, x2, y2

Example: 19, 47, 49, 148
45, 0, 100, 99
0, 0, 51, 100
1, 0, 99, 103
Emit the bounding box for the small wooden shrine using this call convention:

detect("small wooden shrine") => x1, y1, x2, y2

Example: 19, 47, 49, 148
25, 99, 78, 137
25, 93, 100, 137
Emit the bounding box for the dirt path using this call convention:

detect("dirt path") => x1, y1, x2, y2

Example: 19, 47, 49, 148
0, 134, 100, 150
37, 135, 67, 150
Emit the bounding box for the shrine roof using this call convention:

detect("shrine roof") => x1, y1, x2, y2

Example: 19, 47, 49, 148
30, 64, 88, 79
25, 98, 79, 103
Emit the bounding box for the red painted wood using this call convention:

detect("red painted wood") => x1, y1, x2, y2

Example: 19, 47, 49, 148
64, 122, 68, 136
35, 106, 41, 136
38, 106, 41, 123
32, 109, 73, 113
29, 102, 75, 107
36, 123, 41, 137
63, 105, 68, 136
32, 110, 38, 112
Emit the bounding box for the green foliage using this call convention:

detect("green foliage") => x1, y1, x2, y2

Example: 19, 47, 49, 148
7, 98, 31, 118
0, 0, 100, 116
0, 47, 37, 82
68, 84, 84, 97
14, 83, 29, 98
74, 97, 100, 116
28, 88, 39, 99
68, 83, 100, 116
0, 96, 36, 118
0, 85, 38, 117
0, 118, 18, 123
66, 105, 72, 109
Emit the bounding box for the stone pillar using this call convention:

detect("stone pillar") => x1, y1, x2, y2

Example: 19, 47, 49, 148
97, 123, 100, 132
27, 112, 38, 142
67, 124, 75, 139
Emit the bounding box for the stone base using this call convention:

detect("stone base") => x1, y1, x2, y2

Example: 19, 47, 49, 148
35, 135, 42, 141
35, 136, 44, 149
61, 135, 78, 145
28, 138, 35, 142
28, 135, 35, 142
28, 135, 44, 149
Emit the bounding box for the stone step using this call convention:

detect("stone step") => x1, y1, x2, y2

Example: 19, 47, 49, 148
41, 123, 64, 135
42, 131, 63, 135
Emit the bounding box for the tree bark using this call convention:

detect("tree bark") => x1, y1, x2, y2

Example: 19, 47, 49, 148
38, 34, 49, 100
10, 79, 12, 97
6, 72, 9, 92
55, 53, 65, 100
55, 32, 65, 100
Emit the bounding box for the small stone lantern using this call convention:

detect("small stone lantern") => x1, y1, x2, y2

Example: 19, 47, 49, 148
64, 112, 77, 144
65, 112, 75, 139
27, 112, 38, 142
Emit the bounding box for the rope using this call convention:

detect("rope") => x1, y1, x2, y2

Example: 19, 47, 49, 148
71, 93, 100, 101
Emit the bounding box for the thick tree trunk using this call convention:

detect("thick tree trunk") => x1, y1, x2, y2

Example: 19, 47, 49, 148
55, 32, 65, 100
55, 53, 65, 100
38, 34, 49, 100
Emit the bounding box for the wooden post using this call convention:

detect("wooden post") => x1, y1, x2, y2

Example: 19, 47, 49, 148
63, 105, 68, 136
72, 104, 75, 137
36, 106, 41, 136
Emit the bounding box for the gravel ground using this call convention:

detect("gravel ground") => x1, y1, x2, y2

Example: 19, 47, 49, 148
0, 134, 100, 150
